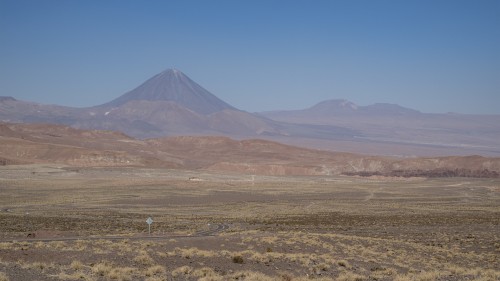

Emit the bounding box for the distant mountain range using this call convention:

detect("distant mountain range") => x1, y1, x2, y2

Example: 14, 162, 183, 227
0, 69, 279, 138
1, 69, 499, 157
261, 99, 500, 156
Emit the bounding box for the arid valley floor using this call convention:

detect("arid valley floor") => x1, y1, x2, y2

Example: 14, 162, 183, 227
0, 165, 498, 281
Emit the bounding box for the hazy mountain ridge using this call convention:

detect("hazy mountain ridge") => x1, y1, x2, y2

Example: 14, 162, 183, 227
1, 68, 499, 157
0, 69, 285, 138
261, 99, 500, 157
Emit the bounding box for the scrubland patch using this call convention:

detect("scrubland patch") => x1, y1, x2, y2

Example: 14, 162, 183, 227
0, 168, 499, 280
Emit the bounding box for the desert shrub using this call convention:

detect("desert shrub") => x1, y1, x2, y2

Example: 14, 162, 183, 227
107, 268, 134, 281
30, 262, 48, 271
134, 250, 154, 266
144, 265, 166, 277
192, 267, 218, 278
0, 272, 9, 281
70, 260, 84, 271
337, 259, 350, 268
413, 271, 442, 281
171, 266, 193, 277
230, 271, 274, 281
92, 262, 112, 276
0, 243, 12, 250
336, 272, 365, 281
232, 255, 244, 264
74, 240, 87, 251
394, 275, 412, 281
57, 272, 88, 280
316, 262, 330, 271
176, 247, 216, 259
48, 240, 67, 250
249, 252, 272, 264
279, 273, 293, 281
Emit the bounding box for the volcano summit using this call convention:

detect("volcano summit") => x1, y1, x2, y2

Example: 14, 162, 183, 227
100, 69, 235, 114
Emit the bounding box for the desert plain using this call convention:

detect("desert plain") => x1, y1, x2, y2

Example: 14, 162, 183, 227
0, 164, 498, 281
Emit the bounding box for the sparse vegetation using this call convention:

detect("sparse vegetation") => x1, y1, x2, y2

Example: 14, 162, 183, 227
144, 265, 166, 277
133, 250, 155, 266
0, 166, 498, 280
70, 260, 84, 271
232, 255, 244, 264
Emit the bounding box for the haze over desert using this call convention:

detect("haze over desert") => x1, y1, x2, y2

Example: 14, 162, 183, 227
1, 1, 500, 281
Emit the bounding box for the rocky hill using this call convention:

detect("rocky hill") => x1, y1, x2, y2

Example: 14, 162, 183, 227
1, 122, 498, 178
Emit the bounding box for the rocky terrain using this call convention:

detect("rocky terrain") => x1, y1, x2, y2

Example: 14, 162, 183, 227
1, 122, 499, 178
0, 166, 498, 281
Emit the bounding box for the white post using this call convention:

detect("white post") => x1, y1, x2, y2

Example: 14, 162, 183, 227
146, 217, 153, 236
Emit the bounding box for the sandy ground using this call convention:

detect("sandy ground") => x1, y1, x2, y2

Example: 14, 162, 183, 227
0, 165, 499, 281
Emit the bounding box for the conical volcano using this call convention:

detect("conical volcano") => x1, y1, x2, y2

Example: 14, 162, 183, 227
102, 69, 235, 114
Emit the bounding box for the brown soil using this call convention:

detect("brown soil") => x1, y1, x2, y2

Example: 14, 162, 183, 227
1, 122, 499, 178
0, 165, 498, 280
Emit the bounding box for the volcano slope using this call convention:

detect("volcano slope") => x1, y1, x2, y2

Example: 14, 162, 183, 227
0, 165, 499, 281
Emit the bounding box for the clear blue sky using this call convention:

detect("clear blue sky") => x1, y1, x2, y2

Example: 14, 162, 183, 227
1, 0, 499, 114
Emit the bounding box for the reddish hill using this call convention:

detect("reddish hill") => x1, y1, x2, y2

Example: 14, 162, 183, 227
0, 122, 175, 168
1, 122, 499, 178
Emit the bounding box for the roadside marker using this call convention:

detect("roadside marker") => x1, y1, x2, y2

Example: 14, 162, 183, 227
146, 217, 153, 235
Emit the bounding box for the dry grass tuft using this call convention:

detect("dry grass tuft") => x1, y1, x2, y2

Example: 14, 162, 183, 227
0, 272, 9, 281
192, 267, 218, 278
28, 261, 50, 271
232, 255, 244, 264
74, 239, 87, 251
107, 267, 135, 281
48, 241, 67, 250
230, 271, 275, 281
133, 250, 154, 266
336, 272, 365, 281
58, 272, 90, 281
70, 260, 84, 271
172, 266, 193, 277
144, 265, 166, 277
91, 262, 112, 276
337, 259, 351, 268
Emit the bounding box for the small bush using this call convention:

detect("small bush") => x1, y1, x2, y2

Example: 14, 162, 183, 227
70, 260, 84, 271
192, 267, 218, 278
145, 265, 166, 277
232, 255, 244, 264
134, 250, 154, 266
280, 273, 293, 281
92, 262, 112, 276
171, 266, 193, 277
338, 260, 350, 268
